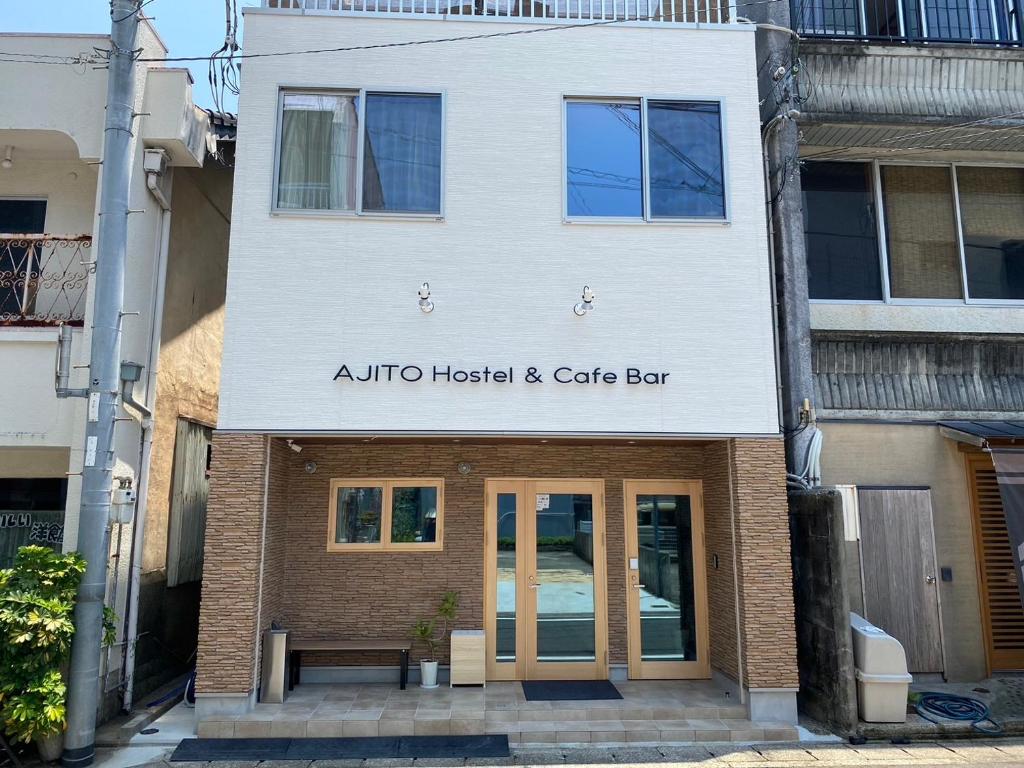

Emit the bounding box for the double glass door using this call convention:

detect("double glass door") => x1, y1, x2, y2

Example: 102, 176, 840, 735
485, 480, 608, 680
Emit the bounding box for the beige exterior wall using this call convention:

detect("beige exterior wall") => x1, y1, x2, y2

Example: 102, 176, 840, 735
818, 421, 985, 682
196, 435, 798, 701
143, 164, 232, 575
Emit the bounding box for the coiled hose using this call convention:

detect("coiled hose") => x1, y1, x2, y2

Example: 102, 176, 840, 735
914, 692, 1003, 734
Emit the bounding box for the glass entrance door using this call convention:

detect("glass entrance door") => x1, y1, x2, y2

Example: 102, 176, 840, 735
623, 480, 710, 679
485, 479, 608, 681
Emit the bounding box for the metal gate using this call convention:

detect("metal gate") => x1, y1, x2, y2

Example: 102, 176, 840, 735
858, 487, 944, 674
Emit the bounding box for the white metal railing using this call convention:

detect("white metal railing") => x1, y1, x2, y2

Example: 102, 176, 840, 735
265, 0, 734, 24
0, 235, 91, 326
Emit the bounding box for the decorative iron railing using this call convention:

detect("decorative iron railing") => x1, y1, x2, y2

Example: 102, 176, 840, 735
793, 0, 1022, 44
0, 235, 91, 327
265, 0, 734, 24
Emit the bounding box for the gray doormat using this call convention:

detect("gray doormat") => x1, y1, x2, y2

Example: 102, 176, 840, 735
169, 735, 509, 761
521, 680, 622, 701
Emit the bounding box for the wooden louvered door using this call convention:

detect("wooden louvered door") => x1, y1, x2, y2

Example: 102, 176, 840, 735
968, 453, 1024, 671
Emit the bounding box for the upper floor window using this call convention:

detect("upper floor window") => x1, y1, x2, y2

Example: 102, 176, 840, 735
803, 160, 1024, 303
565, 98, 726, 221
793, 0, 1018, 43
276, 90, 443, 215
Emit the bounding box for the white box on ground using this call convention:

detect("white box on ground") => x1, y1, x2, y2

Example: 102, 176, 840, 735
850, 612, 913, 723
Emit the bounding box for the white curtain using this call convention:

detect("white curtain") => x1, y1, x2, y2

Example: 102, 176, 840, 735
278, 93, 358, 210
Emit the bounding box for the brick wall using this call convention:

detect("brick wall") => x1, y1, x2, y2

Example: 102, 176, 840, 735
195, 433, 268, 694
196, 436, 798, 695
702, 440, 739, 681
732, 439, 799, 689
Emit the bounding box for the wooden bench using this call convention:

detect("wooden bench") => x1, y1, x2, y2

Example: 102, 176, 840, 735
288, 638, 412, 690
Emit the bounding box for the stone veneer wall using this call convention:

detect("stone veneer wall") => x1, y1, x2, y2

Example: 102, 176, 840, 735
196, 436, 797, 695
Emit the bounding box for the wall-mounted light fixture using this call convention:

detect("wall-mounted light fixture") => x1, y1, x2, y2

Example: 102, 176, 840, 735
304, 461, 317, 474
418, 282, 434, 313
1, 146, 13, 170
573, 285, 595, 316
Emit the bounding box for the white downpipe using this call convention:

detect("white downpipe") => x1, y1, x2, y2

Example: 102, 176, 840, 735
122, 183, 172, 712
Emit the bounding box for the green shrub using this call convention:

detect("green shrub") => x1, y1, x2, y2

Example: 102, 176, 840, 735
411, 590, 459, 660
0, 546, 114, 744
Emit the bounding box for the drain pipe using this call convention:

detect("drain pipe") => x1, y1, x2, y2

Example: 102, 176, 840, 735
121, 179, 172, 712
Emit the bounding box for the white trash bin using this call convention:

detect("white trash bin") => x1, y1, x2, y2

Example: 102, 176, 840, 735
850, 612, 913, 723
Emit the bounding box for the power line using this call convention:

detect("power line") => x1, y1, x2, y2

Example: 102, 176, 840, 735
1, 0, 787, 70
129, 0, 787, 63
112, 0, 157, 23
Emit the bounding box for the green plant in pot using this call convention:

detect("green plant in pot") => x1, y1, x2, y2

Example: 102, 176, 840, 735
411, 590, 458, 689
0, 546, 115, 762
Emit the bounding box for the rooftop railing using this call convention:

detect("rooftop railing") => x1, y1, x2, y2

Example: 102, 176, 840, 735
265, 0, 735, 24
0, 235, 91, 327
793, 0, 1022, 44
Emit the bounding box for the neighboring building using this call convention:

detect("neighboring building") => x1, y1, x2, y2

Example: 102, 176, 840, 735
766, 0, 1024, 690
0, 27, 233, 716
194, 0, 802, 742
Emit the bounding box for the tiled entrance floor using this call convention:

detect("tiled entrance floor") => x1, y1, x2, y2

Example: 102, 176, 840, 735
198, 681, 799, 744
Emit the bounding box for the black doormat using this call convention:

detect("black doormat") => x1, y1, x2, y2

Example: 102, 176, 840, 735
169, 735, 509, 762
521, 680, 623, 701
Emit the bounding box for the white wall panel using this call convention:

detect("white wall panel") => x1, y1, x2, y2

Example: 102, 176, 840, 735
219, 12, 778, 435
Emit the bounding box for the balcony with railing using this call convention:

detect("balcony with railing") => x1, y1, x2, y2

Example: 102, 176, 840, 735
0, 236, 91, 327
793, 0, 1021, 43
265, 0, 735, 24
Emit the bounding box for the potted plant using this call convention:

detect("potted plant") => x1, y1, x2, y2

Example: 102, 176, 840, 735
0, 546, 114, 762
411, 590, 459, 689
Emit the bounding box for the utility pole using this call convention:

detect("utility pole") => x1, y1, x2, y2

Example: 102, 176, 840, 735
62, 2, 142, 765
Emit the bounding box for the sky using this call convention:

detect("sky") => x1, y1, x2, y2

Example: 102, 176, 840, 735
3, 0, 261, 111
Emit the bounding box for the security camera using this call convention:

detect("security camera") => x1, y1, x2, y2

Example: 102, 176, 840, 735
286, 439, 302, 453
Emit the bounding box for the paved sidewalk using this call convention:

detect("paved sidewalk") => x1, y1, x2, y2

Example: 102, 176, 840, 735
104, 739, 1024, 768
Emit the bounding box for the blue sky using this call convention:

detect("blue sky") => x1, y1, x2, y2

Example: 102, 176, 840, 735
3, 0, 261, 111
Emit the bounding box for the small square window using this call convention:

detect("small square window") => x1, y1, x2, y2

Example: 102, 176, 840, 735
328, 479, 444, 552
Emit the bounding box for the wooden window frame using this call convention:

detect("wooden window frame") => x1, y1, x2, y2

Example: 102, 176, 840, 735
327, 478, 444, 553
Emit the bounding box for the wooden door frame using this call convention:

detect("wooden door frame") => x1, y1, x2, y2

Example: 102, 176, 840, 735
484, 478, 608, 681
622, 479, 710, 680
484, 479, 528, 681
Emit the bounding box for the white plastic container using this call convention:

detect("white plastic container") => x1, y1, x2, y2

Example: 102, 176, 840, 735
850, 612, 913, 723
855, 669, 913, 723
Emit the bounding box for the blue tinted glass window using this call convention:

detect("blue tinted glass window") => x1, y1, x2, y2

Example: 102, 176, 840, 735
647, 101, 725, 219
362, 93, 442, 214
566, 101, 643, 218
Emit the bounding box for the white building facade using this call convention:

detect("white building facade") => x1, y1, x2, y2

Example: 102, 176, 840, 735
197, 0, 802, 742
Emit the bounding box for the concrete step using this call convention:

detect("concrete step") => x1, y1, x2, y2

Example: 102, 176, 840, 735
487, 718, 799, 744
483, 705, 748, 722
200, 715, 799, 745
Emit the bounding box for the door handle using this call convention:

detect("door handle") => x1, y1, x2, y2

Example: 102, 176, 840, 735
632, 583, 646, 589
528, 583, 539, 589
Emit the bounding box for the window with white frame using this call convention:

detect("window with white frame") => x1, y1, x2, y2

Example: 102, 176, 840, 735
802, 161, 1024, 302
565, 98, 726, 221
276, 90, 443, 215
